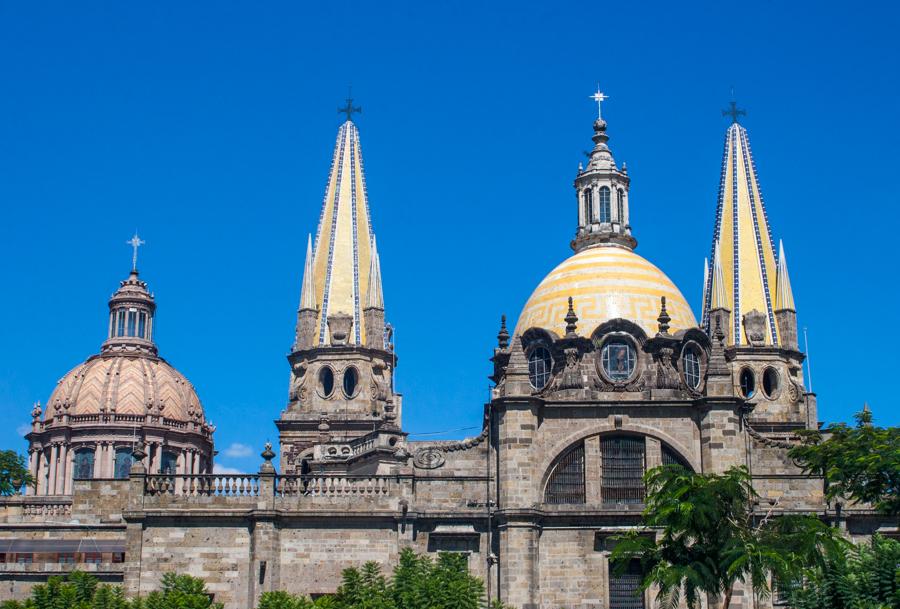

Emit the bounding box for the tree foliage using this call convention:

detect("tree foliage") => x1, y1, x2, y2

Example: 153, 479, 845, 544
609, 465, 844, 609
257, 549, 488, 609
789, 534, 900, 609
0, 571, 221, 609
0, 450, 33, 496
790, 408, 900, 516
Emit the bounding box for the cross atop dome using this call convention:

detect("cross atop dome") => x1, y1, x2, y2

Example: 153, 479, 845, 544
127, 232, 145, 272
589, 85, 609, 120
722, 99, 746, 124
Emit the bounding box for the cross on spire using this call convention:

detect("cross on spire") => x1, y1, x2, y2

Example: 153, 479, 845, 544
589, 84, 609, 120
127, 232, 145, 272
722, 100, 746, 124
338, 88, 362, 122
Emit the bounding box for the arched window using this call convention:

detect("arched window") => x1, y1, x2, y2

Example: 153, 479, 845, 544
114, 449, 133, 479
682, 345, 701, 389
161, 451, 178, 475
601, 436, 645, 506
599, 186, 611, 223
544, 443, 585, 504
739, 368, 756, 398
73, 448, 94, 480
583, 188, 593, 223
528, 346, 552, 390
319, 367, 335, 397
662, 445, 691, 470
617, 189, 625, 224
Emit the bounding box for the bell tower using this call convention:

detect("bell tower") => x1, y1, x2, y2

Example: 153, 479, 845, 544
276, 102, 404, 475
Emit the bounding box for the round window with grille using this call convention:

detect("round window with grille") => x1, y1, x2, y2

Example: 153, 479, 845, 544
601, 338, 636, 382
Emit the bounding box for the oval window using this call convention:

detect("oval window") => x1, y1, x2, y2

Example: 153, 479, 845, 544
739, 368, 756, 398
319, 367, 335, 397
682, 345, 701, 389
601, 338, 636, 381
762, 367, 780, 398
528, 346, 552, 390
343, 367, 358, 397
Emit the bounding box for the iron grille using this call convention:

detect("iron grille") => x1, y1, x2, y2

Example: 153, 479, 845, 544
662, 446, 689, 470
544, 443, 585, 504
610, 563, 645, 609
602, 436, 645, 506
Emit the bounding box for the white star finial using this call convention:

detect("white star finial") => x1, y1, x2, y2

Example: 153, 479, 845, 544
127, 232, 145, 272
590, 84, 609, 120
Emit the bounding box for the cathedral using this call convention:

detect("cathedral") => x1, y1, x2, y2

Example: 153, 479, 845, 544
1, 92, 882, 609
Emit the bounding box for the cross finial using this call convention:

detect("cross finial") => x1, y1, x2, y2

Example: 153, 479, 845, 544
127, 232, 145, 272
589, 84, 609, 120
339, 87, 362, 122
722, 100, 746, 124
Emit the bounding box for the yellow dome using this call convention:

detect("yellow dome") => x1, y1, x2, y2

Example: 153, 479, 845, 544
45, 353, 205, 424
515, 245, 698, 338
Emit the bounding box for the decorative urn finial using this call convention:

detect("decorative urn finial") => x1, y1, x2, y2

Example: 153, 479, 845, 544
657, 296, 671, 335
497, 315, 510, 349
261, 442, 275, 463
564, 297, 579, 337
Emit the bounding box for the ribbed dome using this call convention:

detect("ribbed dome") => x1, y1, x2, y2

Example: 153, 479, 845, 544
515, 245, 698, 338
45, 353, 205, 424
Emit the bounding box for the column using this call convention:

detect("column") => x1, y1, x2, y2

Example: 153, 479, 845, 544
94, 444, 103, 479
63, 446, 73, 494
584, 436, 601, 504
150, 443, 160, 473
48, 444, 58, 495
108, 443, 116, 478
193, 451, 200, 475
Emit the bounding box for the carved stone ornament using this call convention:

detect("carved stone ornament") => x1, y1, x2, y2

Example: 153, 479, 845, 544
327, 312, 354, 346
653, 346, 681, 389
413, 447, 445, 469
549, 348, 582, 391
788, 379, 802, 404
742, 310, 768, 347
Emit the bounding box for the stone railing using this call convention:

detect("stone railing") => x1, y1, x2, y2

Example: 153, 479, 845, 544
275, 475, 394, 497
350, 436, 376, 455
22, 499, 73, 517
144, 474, 260, 497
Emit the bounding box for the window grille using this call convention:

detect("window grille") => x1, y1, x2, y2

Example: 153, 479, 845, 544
545, 443, 585, 504
610, 560, 645, 609
528, 347, 552, 390
127, 310, 137, 337
661, 446, 690, 470
599, 187, 611, 222
601, 436, 645, 506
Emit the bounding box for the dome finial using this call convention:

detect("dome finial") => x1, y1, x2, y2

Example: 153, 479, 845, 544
722, 89, 746, 124
589, 84, 609, 121
126, 232, 145, 273
657, 296, 671, 335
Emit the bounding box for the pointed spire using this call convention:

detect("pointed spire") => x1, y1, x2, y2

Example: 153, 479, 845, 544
703, 116, 779, 346
710, 240, 729, 311
365, 235, 384, 310
774, 240, 796, 312
299, 234, 317, 311
701, 257, 710, 327
497, 315, 510, 349
564, 297, 578, 337
657, 296, 671, 335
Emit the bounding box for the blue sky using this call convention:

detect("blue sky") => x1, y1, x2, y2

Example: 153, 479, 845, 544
1, 1, 898, 474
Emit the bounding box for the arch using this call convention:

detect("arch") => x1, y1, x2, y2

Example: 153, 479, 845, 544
662, 444, 692, 470
543, 441, 585, 504
601, 435, 646, 506
599, 186, 611, 223
537, 422, 701, 494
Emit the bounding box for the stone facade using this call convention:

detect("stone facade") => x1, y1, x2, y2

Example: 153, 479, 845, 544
2, 103, 887, 609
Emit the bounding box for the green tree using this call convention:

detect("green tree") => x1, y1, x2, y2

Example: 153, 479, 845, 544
790, 408, 900, 516
257, 591, 312, 609
610, 465, 843, 609
789, 534, 900, 609
0, 450, 33, 496
143, 573, 223, 609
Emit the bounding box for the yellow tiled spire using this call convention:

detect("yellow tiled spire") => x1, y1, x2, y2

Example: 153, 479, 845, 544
299, 234, 317, 311
309, 119, 376, 346
703, 113, 780, 346
709, 240, 730, 311
365, 235, 384, 310
775, 240, 796, 312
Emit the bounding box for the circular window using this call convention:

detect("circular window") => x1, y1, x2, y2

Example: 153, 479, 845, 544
528, 346, 552, 390
739, 368, 756, 398
343, 367, 359, 397
762, 367, 780, 399
601, 338, 636, 382
318, 367, 335, 397
682, 345, 702, 389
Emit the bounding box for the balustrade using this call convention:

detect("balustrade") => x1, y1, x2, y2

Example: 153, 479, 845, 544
144, 474, 259, 497
275, 475, 392, 497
